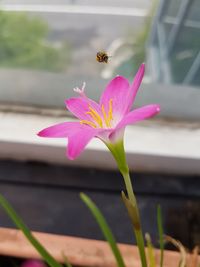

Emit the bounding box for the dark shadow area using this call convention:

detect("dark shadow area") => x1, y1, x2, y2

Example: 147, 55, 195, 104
0, 160, 199, 249
0, 255, 23, 267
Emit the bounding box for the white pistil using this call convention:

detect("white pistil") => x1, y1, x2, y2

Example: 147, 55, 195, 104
73, 82, 86, 97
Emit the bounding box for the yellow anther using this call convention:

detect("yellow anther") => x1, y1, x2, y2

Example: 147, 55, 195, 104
86, 106, 103, 128
80, 120, 97, 128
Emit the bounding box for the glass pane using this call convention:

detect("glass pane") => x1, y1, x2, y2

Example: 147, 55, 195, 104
148, 0, 200, 87
0, 0, 199, 121
0, 0, 154, 108
186, 0, 200, 22
165, 0, 181, 18
170, 26, 199, 83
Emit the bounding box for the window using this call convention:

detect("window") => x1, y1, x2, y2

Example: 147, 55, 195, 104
0, 0, 152, 109
0, 0, 199, 174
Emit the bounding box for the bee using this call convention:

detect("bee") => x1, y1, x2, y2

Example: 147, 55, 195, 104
96, 51, 111, 63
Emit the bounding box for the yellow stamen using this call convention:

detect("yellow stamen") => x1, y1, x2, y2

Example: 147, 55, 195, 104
80, 120, 97, 128
80, 99, 113, 129
101, 104, 110, 127
108, 99, 113, 122
101, 99, 113, 128
86, 106, 103, 128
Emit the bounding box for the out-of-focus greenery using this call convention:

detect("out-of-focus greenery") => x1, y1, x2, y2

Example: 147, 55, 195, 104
112, 0, 158, 78
0, 11, 70, 71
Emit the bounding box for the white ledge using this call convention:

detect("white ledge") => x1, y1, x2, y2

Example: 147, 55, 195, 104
0, 111, 200, 175
0, 4, 147, 17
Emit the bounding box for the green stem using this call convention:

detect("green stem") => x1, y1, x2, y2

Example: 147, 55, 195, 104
122, 171, 147, 267
106, 140, 147, 267
122, 171, 136, 204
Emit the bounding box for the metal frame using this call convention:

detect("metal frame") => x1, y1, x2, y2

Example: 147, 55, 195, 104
167, 0, 194, 55
184, 50, 200, 84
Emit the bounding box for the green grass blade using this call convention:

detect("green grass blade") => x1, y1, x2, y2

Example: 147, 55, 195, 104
157, 205, 164, 267
62, 253, 72, 267
145, 233, 156, 267
80, 193, 126, 267
0, 194, 63, 267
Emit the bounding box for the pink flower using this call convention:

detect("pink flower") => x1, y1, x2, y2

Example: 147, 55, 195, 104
38, 64, 160, 160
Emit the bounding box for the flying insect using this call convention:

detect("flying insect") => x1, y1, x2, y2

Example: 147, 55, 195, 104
96, 51, 111, 63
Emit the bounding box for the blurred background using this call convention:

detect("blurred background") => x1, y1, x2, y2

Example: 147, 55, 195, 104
0, 0, 199, 252
0, 0, 199, 115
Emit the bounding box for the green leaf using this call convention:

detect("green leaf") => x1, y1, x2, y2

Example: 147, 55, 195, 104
145, 233, 156, 267
0, 194, 63, 267
157, 205, 164, 267
80, 193, 126, 267
121, 191, 140, 230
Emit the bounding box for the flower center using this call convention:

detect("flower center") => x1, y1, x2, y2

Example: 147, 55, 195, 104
80, 99, 113, 128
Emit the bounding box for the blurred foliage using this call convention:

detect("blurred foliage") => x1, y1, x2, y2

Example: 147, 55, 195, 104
111, 0, 158, 78
0, 11, 70, 71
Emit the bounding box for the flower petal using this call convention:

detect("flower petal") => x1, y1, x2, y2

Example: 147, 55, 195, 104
65, 97, 101, 120
127, 63, 145, 111
38, 121, 98, 160
114, 104, 160, 131
67, 125, 98, 160
37, 122, 83, 137
100, 76, 130, 119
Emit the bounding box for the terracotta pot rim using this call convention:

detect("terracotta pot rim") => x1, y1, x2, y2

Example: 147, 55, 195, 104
0, 227, 198, 267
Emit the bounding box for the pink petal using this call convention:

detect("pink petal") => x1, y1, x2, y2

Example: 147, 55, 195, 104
65, 97, 102, 120
114, 104, 160, 131
38, 122, 98, 160
38, 122, 89, 138
96, 128, 114, 143
127, 63, 145, 111
67, 126, 98, 160
100, 76, 130, 119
